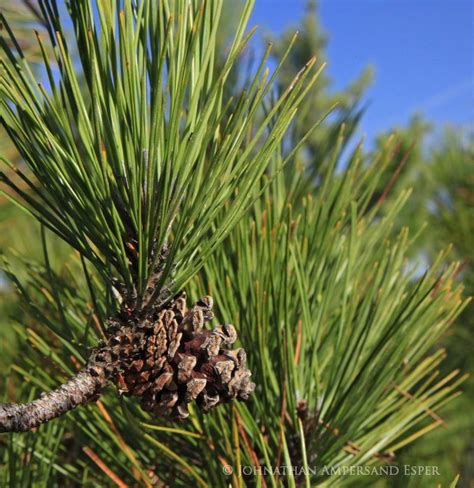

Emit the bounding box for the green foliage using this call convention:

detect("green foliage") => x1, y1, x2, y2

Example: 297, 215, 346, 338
0, 134, 468, 485
423, 129, 473, 268
1, 418, 77, 487
1, 0, 322, 297
0, 0, 470, 486
0, 0, 54, 375
194, 139, 468, 486
384, 127, 474, 487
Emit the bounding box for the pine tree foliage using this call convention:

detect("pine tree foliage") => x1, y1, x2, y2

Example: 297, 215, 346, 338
0, 0, 470, 485
1, 0, 326, 430
1, 139, 469, 485
0, 0, 48, 192
380, 127, 474, 487
1, 0, 321, 295
0, 0, 72, 370
194, 139, 469, 485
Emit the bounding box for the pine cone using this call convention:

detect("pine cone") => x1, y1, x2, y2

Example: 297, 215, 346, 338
89, 293, 255, 420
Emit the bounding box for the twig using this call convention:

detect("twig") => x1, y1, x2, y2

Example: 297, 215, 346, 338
0, 368, 106, 432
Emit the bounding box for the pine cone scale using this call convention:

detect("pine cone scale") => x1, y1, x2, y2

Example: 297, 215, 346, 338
97, 292, 254, 420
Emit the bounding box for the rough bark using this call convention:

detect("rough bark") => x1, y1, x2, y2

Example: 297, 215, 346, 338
0, 367, 107, 433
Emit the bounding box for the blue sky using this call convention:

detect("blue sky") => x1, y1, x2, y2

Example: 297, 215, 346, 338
250, 0, 473, 142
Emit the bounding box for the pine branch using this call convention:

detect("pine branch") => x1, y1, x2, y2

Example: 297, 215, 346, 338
0, 0, 316, 435
0, 368, 106, 433
1, 0, 322, 296
0, 292, 254, 432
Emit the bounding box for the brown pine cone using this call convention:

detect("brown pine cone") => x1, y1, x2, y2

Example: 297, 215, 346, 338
89, 292, 255, 420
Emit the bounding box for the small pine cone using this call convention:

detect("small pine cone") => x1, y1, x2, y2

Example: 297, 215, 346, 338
99, 292, 255, 420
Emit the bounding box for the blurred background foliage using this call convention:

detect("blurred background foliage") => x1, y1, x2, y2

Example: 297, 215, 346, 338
0, 0, 472, 486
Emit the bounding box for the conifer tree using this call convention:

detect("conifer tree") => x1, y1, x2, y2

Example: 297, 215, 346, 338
0, 0, 469, 485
